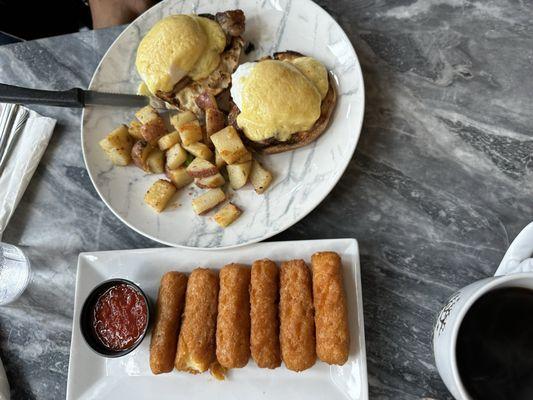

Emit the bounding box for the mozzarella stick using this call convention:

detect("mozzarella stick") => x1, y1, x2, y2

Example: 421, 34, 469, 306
250, 259, 281, 369
312, 252, 350, 365
216, 263, 251, 368
279, 259, 316, 372
175, 268, 219, 374
150, 272, 188, 374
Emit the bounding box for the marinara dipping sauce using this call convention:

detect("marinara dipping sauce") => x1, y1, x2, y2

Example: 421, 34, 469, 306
92, 283, 148, 351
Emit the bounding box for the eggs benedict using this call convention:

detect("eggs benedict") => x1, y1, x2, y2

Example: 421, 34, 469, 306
136, 10, 245, 116
228, 51, 336, 154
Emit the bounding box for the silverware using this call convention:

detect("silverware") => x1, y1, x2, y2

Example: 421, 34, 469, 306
0, 103, 28, 175
0, 83, 150, 108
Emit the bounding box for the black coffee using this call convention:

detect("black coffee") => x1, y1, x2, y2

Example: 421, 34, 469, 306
456, 287, 533, 400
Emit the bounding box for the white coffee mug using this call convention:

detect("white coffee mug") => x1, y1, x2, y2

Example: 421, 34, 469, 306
433, 222, 533, 400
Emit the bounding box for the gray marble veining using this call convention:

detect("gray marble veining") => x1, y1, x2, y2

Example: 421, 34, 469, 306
0, 0, 532, 399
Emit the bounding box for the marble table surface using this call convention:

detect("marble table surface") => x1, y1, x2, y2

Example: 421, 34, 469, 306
0, 1, 532, 399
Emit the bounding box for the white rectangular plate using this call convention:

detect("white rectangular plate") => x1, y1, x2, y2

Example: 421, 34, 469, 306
67, 239, 368, 400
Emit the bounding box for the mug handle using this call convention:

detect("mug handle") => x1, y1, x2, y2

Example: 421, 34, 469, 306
495, 221, 533, 276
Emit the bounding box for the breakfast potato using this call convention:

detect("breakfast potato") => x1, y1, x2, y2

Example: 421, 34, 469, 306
215, 150, 226, 169
131, 140, 155, 172
195, 173, 225, 189
170, 111, 196, 130
237, 149, 252, 163
158, 131, 180, 151
250, 160, 273, 194
186, 158, 218, 178
195, 92, 218, 111
227, 161, 252, 190
99, 125, 133, 166
135, 105, 160, 124
178, 120, 203, 145
166, 143, 188, 170
191, 188, 226, 215
210, 126, 248, 164
183, 142, 213, 161
147, 149, 165, 174
128, 120, 144, 140
144, 179, 176, 213
205, 108, 226, 145
165, 166, 193, 189
141, 118, 167, 144
213, 203, 242, 227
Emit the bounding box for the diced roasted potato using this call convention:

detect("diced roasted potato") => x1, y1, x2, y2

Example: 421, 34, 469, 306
191, 188, 226, 215
131, 140, 155, 172
128, 120, 144, 140
210, 126, 248, 164
165, 166, 193, 189
147, 149, 165, 174
166, 143, 188, 169
227, 161, 252, 190
205, 108, 226, 144
195, 92, 218, 111
183, 142, 213, 161
158, 131, 180, 151
99, 125, 133, 166
135, 105, 160, 124
215, 150, 226, 169
213, 203, 242, 227
140, 118, 167, 144
250, 160, 273, 194
170, 111, 196, 130
236, 149, 252, 163
178, 120, 203, 145
195, 173, 225, 189
144, 179, 176, 213
186, 158, 218, 178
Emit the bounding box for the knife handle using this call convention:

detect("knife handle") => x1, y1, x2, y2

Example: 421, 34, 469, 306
0, 83, 84, 108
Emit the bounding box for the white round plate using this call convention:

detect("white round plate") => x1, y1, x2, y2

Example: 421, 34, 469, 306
82, 0, 365, 249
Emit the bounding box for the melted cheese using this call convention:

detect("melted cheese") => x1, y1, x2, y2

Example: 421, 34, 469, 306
233, 59, 324, 142
135, 15, 225, 94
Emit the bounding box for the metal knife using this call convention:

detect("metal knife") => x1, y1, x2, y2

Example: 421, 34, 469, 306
0, 83, 149, 108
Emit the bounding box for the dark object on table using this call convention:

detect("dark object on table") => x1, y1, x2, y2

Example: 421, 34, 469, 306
0, 0, 91, 40
80, 279, 151, 357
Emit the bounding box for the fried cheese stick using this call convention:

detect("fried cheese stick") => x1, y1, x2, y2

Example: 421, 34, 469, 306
279, 259, 316, 372
150, 271, 188, 374
175, 268, 219, 373
250, 259, 281, 369
216, 263, 251, 368
312, 251, 350, 365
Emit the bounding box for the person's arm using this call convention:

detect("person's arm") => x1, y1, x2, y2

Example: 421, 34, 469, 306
88, 0, 156, 29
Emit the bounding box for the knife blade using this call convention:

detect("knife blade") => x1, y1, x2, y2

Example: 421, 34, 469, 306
0, 83, 150, 108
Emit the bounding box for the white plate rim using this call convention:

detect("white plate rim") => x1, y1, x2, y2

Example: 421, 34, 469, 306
81, 0, 365, 250
66, 238, 368, 400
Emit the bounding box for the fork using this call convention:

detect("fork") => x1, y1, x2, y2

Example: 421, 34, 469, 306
0, 104, 29, 176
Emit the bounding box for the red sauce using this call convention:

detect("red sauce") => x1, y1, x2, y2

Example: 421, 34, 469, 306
92, 283, 148, 351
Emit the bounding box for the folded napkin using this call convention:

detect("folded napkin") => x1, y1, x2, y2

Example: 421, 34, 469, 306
0, 103, 56, 400
0, 104, 56, 240
496, 221, 533, 276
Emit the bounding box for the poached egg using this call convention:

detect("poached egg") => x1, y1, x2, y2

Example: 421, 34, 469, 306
230, 56, 329, 142
136, 15, 226, 95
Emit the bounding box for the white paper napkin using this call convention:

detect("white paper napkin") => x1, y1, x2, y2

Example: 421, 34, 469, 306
0, 103, 56, 400
495, 221, 533, 276
0, 104, 56, 240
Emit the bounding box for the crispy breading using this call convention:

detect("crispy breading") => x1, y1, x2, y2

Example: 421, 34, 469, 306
279, 259, 316, 372
150, 272, 188, 374
216, 263, 251, 368
250, 259, 281, 369
311, 252, 350, 365
175, 268, 219, 374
